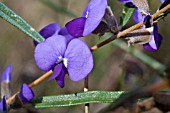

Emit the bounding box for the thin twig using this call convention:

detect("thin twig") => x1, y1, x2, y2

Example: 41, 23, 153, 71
6, 70, 52, 104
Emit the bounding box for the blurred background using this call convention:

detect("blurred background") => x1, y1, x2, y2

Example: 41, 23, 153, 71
0, 0, 169, 113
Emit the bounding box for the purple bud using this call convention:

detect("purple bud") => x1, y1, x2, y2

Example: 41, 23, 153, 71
19, 84, 34, 104
1, 65, 12, 83
0, 96, 7, 113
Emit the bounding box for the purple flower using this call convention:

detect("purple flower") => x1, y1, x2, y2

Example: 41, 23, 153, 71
143, 25, 162, 52
0, 97, 7, 113
1, 65, 12, 83
66, 0, 107, 37
18, 84, 34, 104
34, 34, 93, 88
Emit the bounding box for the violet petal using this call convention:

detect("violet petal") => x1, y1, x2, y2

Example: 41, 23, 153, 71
48, 63, 63, 81
19, 84, 34, 104
55, 66, 67, 88
82, 0, 107, 36
132, 8, 144, 23
160, 0, 165, 3
34, 23, 60, 46
1, 65, 12, 82
64, 39, 93, 81
0, 96, 7, 113
34, 35, 67, 71
143, 25, 162, 52
65, 17, 86, 37
59, 27, 75, 44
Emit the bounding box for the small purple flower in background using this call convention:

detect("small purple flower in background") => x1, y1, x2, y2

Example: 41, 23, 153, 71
1, 65, 12, 99
66, 0, 108, 37
18, 83, 34, 104
34, 34, 93, 88
0, 97, 7, 113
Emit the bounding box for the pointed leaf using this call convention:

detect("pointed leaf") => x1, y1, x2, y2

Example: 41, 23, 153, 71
31, 91, 124, 108
0, 3, 44, 43
119, 5, 135, 26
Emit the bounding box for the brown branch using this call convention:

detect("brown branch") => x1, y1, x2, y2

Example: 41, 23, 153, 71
90, 4, 170, 51
6, 70, 52, 104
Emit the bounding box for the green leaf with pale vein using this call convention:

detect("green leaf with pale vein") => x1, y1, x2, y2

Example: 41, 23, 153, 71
119, 5, 135, 27
31, 91, 125, 108
0, 3, 44, 43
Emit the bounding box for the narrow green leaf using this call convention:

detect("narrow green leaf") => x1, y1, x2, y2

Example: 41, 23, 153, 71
0, 3, 45, 43
119, 5, 135, 27
31, 91, 125, 108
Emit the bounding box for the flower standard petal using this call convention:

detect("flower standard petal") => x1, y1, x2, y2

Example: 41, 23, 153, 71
82, 0, 107, 36
143, 25, 162, 51
64, 39, 93, 81
48, 63, 63, 81
65, 17, 86, 37
34, 34, 67, 71
1, 65, 12, 82
55, 66, 67, 88
34, 23, 60, 46
19, 84, 34, 104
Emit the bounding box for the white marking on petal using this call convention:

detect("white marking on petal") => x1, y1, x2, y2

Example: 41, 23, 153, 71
63, 58, 68, 68
85, 11, 89, 18
146, 27, 153, 35
58, 55, 62, 60
147, 27, 157, 49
